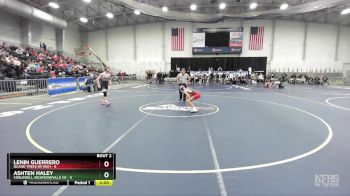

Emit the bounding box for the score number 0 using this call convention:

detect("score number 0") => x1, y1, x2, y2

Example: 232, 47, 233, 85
103, 161, 110, 178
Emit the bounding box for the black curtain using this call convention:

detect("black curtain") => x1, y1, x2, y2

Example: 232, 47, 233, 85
171, 57, 267, 74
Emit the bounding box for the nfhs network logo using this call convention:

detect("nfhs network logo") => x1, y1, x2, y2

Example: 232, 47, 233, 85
314, 174, 339, 188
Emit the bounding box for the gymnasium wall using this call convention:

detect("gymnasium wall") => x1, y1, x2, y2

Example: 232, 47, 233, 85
0, 10, 81, 55
29, 20, 57, 50
64, 22, 82, 55
0, 10, 22, 44
87, 19, 350, 76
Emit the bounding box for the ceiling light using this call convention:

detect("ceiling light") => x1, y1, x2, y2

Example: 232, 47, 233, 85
48, 2, 59, 9
250, 2, 257, 9
83, 0, 91, 3
80, 17, 88, 23
280, 3, 288, 10
134, 10, 141, 15
162, 6, 168, 12
106, 12, 114, 18
341, 8, 350, 15
190, 4, 197, 11
219, 3, 226, 10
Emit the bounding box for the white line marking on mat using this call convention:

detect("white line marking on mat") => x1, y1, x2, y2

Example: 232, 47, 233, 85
323, 93, 350, 96
113, 95, 333, 174
232, 85, 252, 91
51, 95, 169, 196
325, 97, 350, 111
203, 118, 227, 196
26, 94, 169, 155
4, 94, 48, 100
103, 95, 169, 152
50, 91, 77, 97
52, 186, 67, 196
131, 84, 150, 89
26, 97, 53, 100
328, 86, 350, 90
275, 93, 330, 107
26, 94, 332, 177
0, 102, 32, 105
139, 101, 219, 118
21, 105, 54, 111
102, 116, 148, 152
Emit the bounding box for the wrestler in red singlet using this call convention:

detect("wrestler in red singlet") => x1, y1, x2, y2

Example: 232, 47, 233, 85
182, 87, 201, 113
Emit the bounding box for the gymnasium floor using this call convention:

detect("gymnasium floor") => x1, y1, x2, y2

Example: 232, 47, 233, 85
1, 83, 350, 196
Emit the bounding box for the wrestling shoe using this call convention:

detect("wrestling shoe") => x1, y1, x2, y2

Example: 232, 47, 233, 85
190, 108, 198, 113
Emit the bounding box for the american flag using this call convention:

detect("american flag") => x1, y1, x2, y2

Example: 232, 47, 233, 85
171, 28, 184, 51
249, 26, 264, 50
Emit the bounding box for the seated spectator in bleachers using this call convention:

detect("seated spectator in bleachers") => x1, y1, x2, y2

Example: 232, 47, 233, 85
322, 75, 329, 85
251, 73, 256, 80
15, 48, 23, 56
314, 76, 321, 85
37, 65, 44, 73
264, 79, 272, 88
0, 41, 108, 80
257, 73, 264, 82
221, 73, 226, 84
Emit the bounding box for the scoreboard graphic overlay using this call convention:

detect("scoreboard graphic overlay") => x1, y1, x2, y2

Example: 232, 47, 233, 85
192, 27, 243, 54
7, 153, 116, 186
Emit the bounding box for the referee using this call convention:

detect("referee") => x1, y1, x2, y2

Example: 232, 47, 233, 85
176, 68, 190, 102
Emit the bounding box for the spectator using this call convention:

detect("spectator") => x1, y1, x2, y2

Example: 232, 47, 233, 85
0, 41, 93, 79
221, 73, 226, 84
314, 76, 321, 85
322, 75, 329, 85
40, 42, 47, 51
120, 71, 126, 82
85, 73, 95, 92
37, 65, 44, 73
